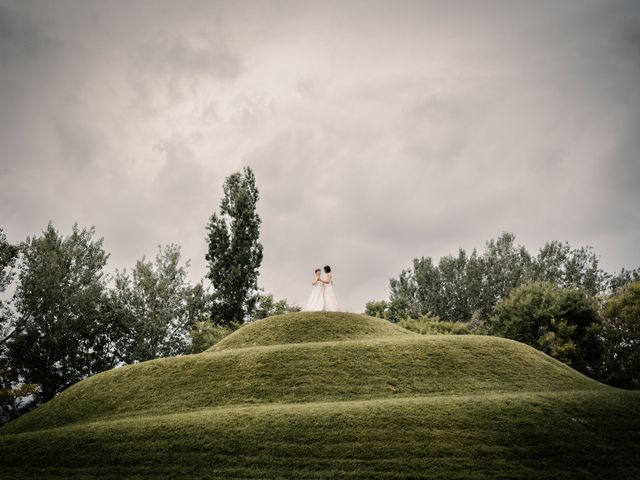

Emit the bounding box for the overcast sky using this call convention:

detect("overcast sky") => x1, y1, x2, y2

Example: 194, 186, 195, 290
1, 0, 639, 311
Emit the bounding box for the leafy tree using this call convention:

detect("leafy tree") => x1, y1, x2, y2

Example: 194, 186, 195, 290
110, 244, 208, 363
0, 227, 19, 351
437, 249, 475, 321
386, 233, 532, 322
8, 223, 120, 402
608, 267, 640, 294
480, 233, 532, 315
531, 241, 605, 296
189, 321, 233, 354
0, 228, 36, 423
364, 300, 389, 319
0, 228, 19, 336
601, 282, 640, 388
206, 167, 263, 326
252, 293, 300, 321
490, 281, 601, 375
388, 267, 420, 321
380, 232, 618, 324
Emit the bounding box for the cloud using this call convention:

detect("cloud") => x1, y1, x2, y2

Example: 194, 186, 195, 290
1, 0, 639, 311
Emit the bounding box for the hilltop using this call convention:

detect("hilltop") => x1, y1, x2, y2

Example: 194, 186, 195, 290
1, 312, 639, 479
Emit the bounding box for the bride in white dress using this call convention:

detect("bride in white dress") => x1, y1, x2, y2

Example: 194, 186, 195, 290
321, 265, 339, 311
303, 266, 340, 312
303, 269, 325, 311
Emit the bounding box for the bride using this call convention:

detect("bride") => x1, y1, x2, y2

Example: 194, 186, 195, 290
302, 268, 325, 311
303, 265, 339, 312
321, 265, 339, 311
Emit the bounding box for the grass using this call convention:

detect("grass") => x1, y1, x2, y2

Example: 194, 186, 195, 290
1, 312, 639, 479
208, 311, 415, 350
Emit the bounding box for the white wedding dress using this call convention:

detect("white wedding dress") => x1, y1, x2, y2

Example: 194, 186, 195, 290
302, 275, 340, 312
323, 280, 339, 311
303, 281, 325, 312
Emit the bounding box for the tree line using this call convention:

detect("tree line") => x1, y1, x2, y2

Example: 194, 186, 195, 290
0, 167, 298, 424
366, 232, 640, 389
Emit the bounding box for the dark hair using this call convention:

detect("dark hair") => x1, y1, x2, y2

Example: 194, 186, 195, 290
314, 268, 321, 273
324, 265, 331, 273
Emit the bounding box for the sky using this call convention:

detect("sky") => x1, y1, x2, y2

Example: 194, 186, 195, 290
1, 0, 639, 311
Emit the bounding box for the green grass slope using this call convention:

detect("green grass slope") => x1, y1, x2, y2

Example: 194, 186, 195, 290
208, 311, 415, 350
2, 312, 639, 479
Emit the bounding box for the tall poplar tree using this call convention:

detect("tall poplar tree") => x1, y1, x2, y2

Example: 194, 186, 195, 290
205, 167, 263, 327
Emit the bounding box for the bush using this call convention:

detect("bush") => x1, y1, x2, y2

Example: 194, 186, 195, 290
189, 321, 233, 353
490, 281, 601, 375
601, 282, 640, 389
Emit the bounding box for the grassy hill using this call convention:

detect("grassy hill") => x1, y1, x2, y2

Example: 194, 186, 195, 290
2, 311, 639, 479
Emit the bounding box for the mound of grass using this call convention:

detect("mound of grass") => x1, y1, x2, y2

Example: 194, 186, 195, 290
2, 391, 639, 479
4, 334, 603, 434
399, 316, 471, 335
1, 311, 639, 479
209, 311, 414, 351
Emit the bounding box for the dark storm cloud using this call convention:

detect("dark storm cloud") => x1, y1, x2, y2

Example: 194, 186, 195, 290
1, 0, 639, 310
0, 2, 51, 63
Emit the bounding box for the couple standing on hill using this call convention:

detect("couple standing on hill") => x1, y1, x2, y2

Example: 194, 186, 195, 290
303, 265, 340, 312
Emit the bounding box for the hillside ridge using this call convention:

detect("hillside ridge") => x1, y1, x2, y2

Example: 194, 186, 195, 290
208, 311, 416, 351
3, 316, 605, 435
2, 311, 639, 479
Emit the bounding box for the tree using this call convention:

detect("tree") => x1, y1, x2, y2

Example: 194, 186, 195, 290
378, 232, 617, 324
480, 233, 532, 316
0, 228, 19, 332
386, 233, 532, 322
490, 281, 601, 375
8, 223, 120, 402
608, 267, 640, 294
205, 167, 263, 327
364, 300, 389, 319
388, 267, 421, 321
531, 241, 605, 297
252, 293, 300, 321
601, 282, 640, 389
0, 228, 37, 424
0, 227, 19, 350
189, 321, 232, 353
110, 244, 208, 363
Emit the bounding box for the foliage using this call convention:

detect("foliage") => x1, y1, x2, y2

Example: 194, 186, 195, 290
189, 321, 233, 354
0, 364, 37, 425
608, 267, 640, 294
109, 244, 208, 363
7, 223, 121, 402
531, 240, 607, 297
1, 230, 37, 421
600, 282, 640, 389
205, 167, 263, 327
384, 232, 614, 323
0, 228, 28, 423
490, 281, 602, 375
399, 315, 470, 335
0, 227, 19, 337
252, 293, 300, 321
364, 300, 389, 319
